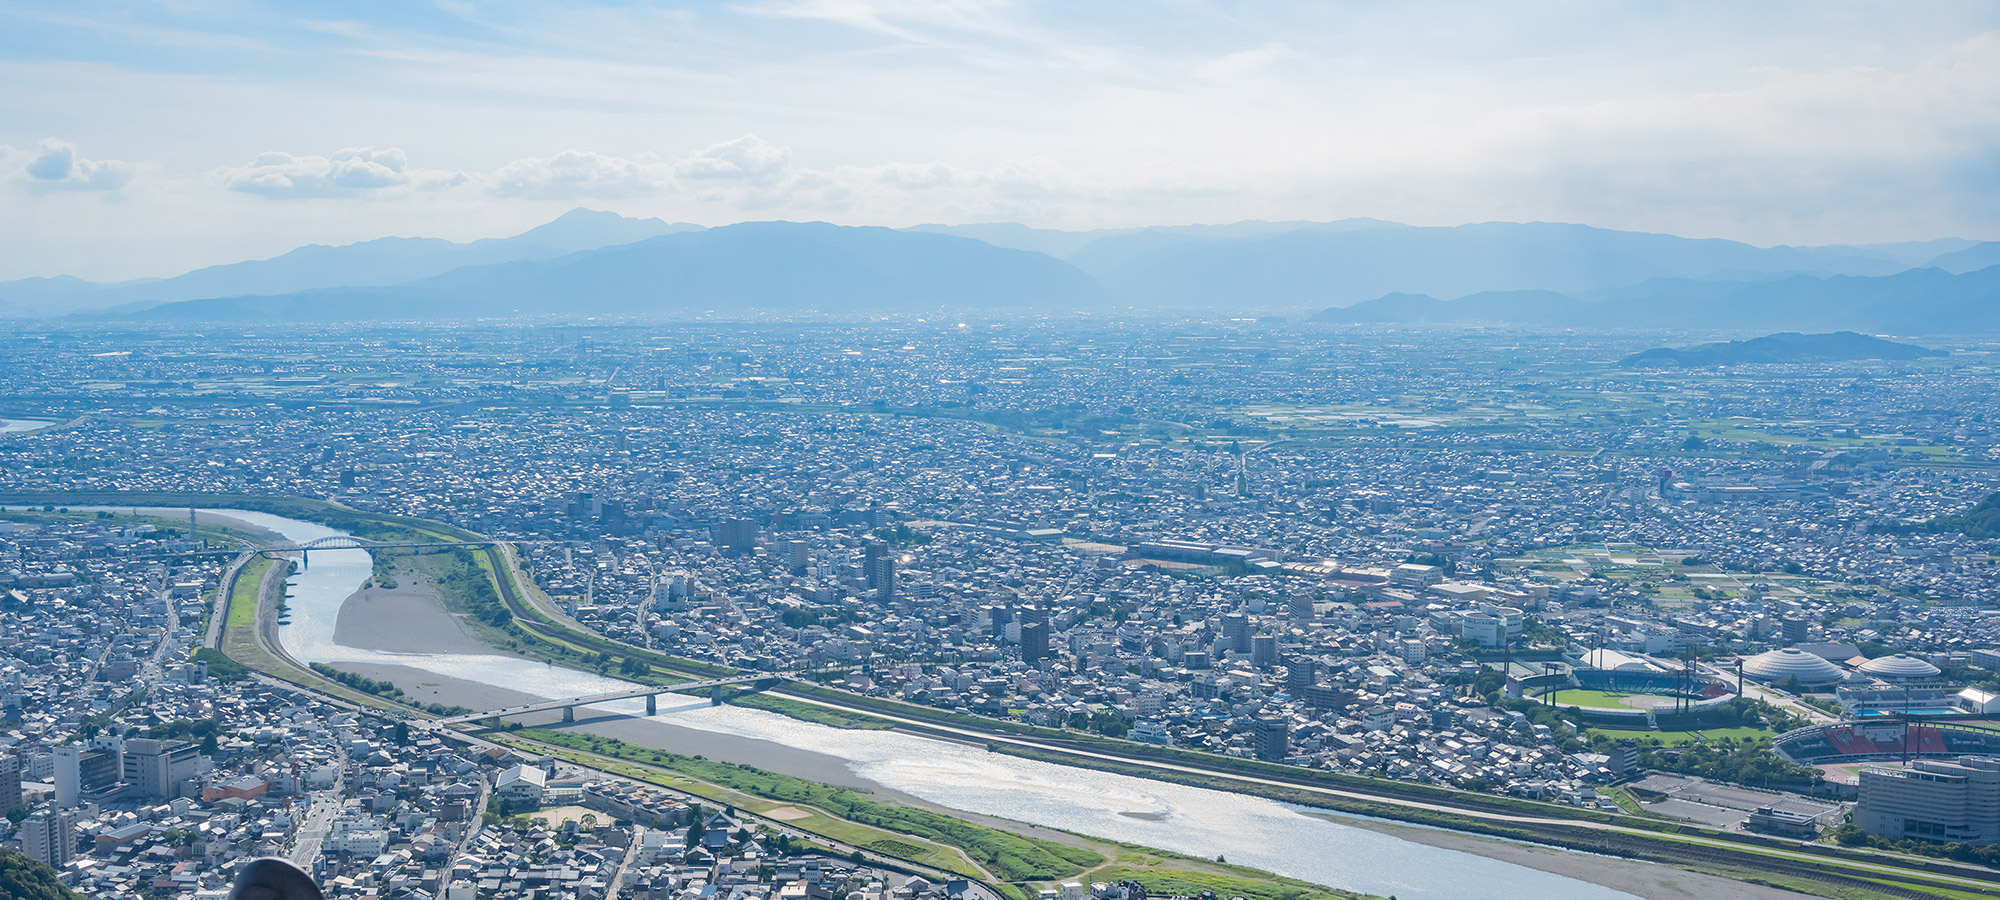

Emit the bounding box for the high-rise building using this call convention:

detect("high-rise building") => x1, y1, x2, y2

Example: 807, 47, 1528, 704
1288, 592, 1314, 624
1856, 755, 2000, 844
863, 540, 895, 598
20, 806, 75, 867
1781, 616, 1810, 645
783, 540, 810, 572
1251, 633, 1279, 669
52, 746, 81, 807
1022, 621, 1051, 665
1251, 716, 1289, 762
715, 518, 758, 554
122, 738, 203, 800
1221, 613, 1252, 654
1284, 658, 1316, 697
0, 754, 21, 816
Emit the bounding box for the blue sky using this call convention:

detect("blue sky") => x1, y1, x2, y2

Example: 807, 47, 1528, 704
4, 1, 1998, 280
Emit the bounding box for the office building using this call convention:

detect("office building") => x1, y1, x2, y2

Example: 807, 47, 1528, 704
1856, 756, 2000, 844
51, 746, 115, 807
122, 738, 203, 800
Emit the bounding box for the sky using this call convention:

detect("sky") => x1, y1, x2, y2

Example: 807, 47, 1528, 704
4, 1, 1999, 281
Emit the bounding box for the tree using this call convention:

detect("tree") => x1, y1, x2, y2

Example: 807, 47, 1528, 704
0, 848, 82, 900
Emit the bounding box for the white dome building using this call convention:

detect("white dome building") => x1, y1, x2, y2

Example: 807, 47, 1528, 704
1742, 648, 1846, 687
1856, 653, 1942, 683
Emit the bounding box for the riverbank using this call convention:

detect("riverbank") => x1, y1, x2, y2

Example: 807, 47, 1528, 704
127, 496, 1975, 900
1314, 814, 1811, 900
332, 569, 501, 657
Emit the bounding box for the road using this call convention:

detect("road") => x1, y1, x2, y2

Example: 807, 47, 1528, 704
288, 768, 345, 871
604, 824, 643, 900
204, 551, 254, 650
1724, 671, 1839, 725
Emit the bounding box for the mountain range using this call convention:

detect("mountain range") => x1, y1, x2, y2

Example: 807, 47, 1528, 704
127, 222, 1105, 321
2, 209, 1995, 330
1315, 265, 2000, 333
0, 209, 698, 317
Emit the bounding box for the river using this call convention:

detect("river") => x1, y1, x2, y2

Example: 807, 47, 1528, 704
0, 417, 56, 434
206, 508, 1643, 900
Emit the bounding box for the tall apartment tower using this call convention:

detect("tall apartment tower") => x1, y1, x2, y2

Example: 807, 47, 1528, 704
1285, 657, 1316, 697
1021, 621, 1052, 666
1251, 633, 1279, 669
715, 518, 758, 554
863, 541, 895, 598
1251, 716, 1289, 762
0, 753, 21, 816
21, 806, 76, 868
1221, 613, 1252, 654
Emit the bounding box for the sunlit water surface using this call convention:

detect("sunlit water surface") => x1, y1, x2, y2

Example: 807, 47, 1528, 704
194, 508, 1642, 900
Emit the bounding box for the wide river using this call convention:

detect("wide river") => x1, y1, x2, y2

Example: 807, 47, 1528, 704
0, 417, 55, 434
210, 508, 1641, 900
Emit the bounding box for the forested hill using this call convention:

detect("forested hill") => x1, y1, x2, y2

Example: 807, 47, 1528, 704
0, 849, 82, 900
1929, 493, 2000, 538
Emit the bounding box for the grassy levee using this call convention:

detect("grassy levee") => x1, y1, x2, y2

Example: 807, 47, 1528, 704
511, 728, 1101, 883
772, 688, 2000, 898
1087, 863, 1375, 900
212, 552, 411, 711
483, 731, 989, 880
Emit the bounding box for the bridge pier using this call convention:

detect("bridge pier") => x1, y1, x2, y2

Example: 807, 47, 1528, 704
645, 694, 656, 716
485, 716, 500, 728
711, 685, 723, 706
562, 706, 575, 723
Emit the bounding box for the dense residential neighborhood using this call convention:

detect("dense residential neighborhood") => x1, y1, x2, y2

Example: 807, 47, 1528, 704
2, 322, 1999, 897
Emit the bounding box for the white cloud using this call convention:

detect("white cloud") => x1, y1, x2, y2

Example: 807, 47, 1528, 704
217, 146, 463, 197
12, 139, 135, 191
487, 149, 670, 198
673, 135, 792, 185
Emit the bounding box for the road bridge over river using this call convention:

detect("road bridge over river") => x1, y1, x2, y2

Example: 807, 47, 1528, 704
430, 673, 791, 726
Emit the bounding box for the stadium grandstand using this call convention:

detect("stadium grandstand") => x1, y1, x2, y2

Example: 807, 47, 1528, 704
1774, 721, 2000, 765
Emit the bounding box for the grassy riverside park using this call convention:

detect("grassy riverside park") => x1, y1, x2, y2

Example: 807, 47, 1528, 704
13, 491, 1998, 900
